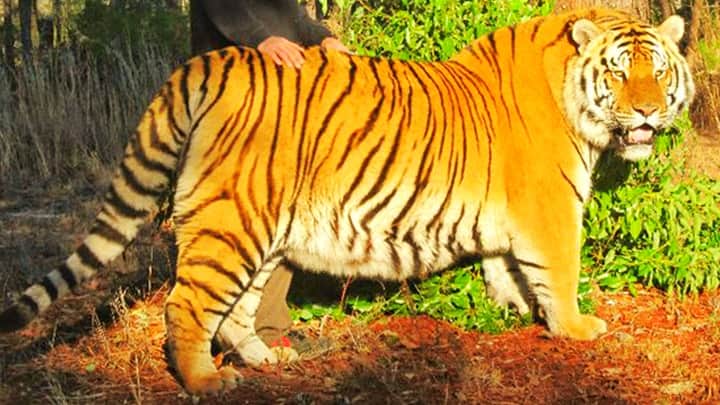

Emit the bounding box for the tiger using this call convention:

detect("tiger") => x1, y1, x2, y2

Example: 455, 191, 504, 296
0, 8, 694, 396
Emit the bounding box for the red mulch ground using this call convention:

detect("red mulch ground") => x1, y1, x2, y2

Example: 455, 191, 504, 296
1, 286, 719, 404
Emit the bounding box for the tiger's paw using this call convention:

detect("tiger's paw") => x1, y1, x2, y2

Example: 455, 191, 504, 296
184, 366, 243, 396
237, 335, 279, 367
554, 314, 607, 340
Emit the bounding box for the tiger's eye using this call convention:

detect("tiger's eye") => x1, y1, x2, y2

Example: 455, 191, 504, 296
610, 70, 625, 80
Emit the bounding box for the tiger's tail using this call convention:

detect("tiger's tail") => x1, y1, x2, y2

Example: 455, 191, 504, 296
0, 67, 192, 332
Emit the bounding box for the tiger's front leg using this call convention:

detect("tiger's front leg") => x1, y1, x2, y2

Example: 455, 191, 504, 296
510, 211, 607, 340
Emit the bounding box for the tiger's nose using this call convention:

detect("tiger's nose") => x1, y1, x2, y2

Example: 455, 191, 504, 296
633, 104, 659, 117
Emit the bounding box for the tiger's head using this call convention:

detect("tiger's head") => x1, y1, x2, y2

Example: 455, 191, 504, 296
564, 14, 695, 161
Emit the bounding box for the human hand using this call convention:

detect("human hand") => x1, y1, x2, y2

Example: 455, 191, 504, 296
257, 36, 305, 68
321, 37, 351, 54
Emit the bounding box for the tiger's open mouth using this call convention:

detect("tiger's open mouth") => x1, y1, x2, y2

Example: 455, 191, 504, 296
626, 124, 656, 145
614, 124, 656, 148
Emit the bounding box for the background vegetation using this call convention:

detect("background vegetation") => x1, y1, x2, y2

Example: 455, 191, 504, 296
0, 0, 719, 335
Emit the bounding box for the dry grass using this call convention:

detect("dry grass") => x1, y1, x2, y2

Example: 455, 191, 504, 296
689, 4, 720, 140
691, 70, 720, 139
0, 45, 177, 188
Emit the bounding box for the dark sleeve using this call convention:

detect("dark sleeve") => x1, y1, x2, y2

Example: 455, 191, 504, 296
201, 0, 271, 47
292, 3, 334, 46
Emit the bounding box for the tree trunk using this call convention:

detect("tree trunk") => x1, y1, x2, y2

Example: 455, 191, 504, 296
35, 0, 51, 49
52, 0, 61, 46
554, 0, 652, 21
657, 0, 674, 19
685, 0, 704, 60
19, 0, 31, 58
686, 0, 720, 138
3, 0, 17, 93
3, 0, 14, 65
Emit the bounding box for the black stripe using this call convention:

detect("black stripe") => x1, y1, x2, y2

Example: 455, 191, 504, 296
0, 295, 40, 332
541, 21, 573, 53
515, 258, 548, 269
183, 257, 246, 287
360, 188, 398, 230
162, 83, 188, 145
187, 53, 236, 137
176, 276, 232, 307
448, 204, 466, 252
350, 58, 384, 146
195, 230, 256, 273
484, 135, 492, 204
292, 51, 329, 193
58, 263, 78, 290
76, 243, 104, 270
566, 134, 590, 172
148, 109, 179, 158
105, 184, 149, 218
307, 57, 357, 175
19, 295, 39, 315
559, 167, 584, 203
487, 32, 498, 54
509, 26, 516, 59
197, 54, 211, 108
203, 307, 230, 317
339, 135, 385, 207
166, 300, 210, 333
403, 230, 422, 275
267, 63, 284, 214
128, 133, 175, 179
530, 19, 542, 42
119, 160, 165, 197
357, 99, 404, 206
40, 276, 58, 301
180, 62, 192, 121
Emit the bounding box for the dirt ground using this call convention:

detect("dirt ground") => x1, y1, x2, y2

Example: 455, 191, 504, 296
0, 286, 719, 404
0, 133, 719, 404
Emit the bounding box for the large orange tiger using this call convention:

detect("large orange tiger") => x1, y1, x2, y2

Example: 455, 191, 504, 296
0, 8, 694, 395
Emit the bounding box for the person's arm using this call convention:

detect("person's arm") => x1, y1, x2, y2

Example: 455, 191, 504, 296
291, 5, 333, 47
291, 2, 350, 53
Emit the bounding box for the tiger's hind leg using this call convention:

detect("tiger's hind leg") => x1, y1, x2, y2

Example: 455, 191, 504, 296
164, 239, 275, 395
165, 274, 243, 396
214, 258, 284, 367
482, 255, 532, 315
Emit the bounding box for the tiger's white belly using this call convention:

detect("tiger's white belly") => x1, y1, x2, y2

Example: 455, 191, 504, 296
283, 202, 510, 280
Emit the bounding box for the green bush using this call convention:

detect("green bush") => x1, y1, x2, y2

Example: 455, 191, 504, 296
583, 119, 720, 296
337, 0, 553, 60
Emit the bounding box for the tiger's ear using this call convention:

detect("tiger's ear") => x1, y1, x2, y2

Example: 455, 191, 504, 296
571, 19, 602, 48
658, 15, 685, 44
